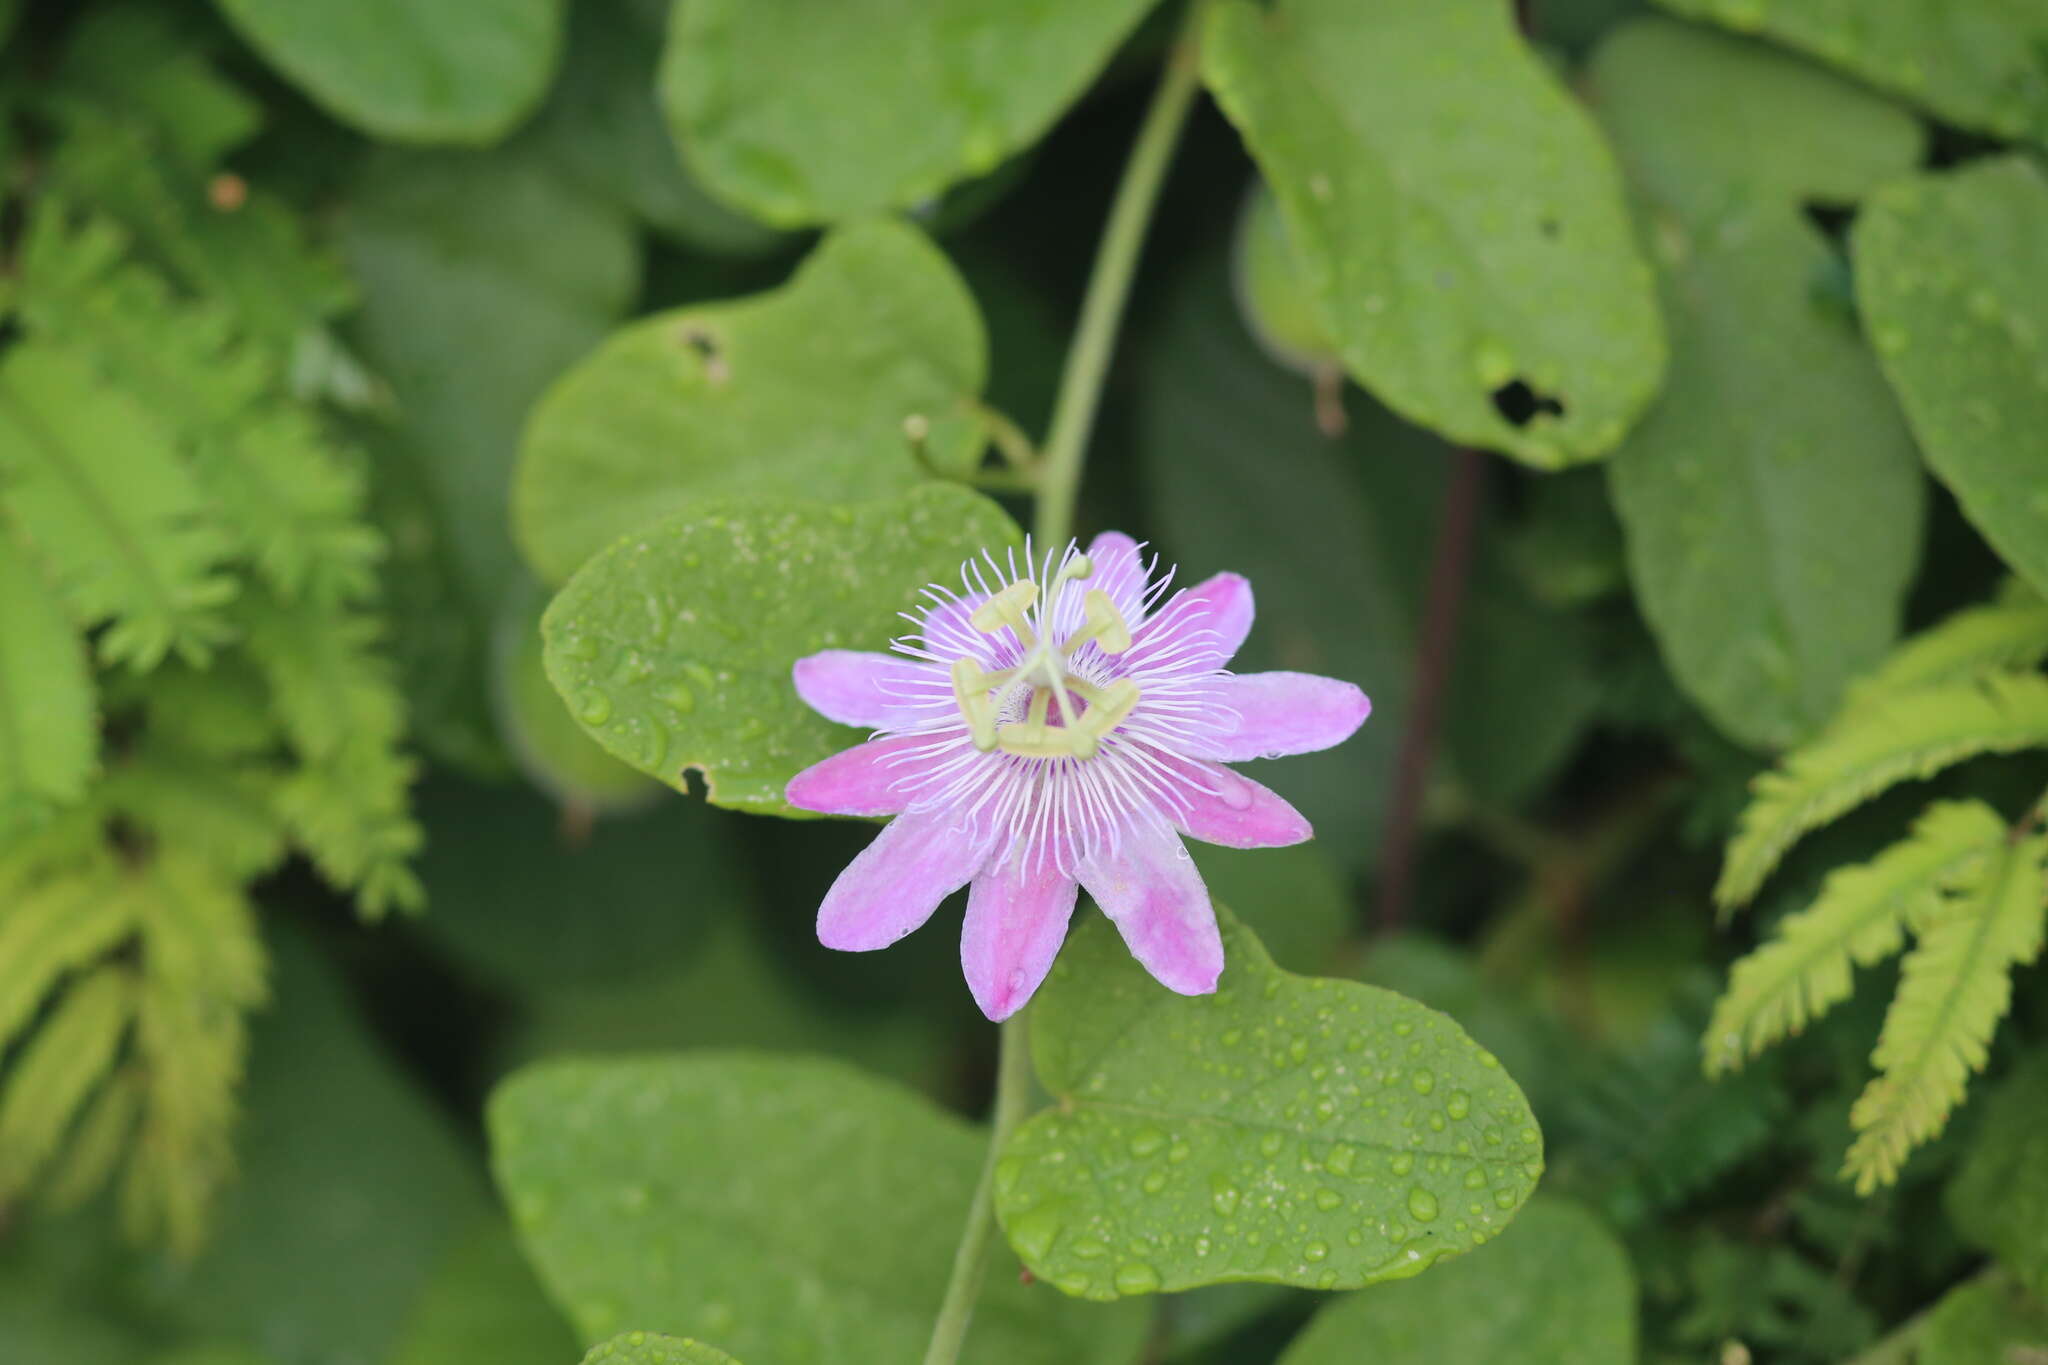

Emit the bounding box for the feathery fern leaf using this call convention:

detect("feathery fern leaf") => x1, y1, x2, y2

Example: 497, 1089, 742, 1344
1717, 673, 2048, 910
0, 859, 131, 1053
0, 964, 133, 1201
1848, 581, 2048, 707
1844, 829, 2048, 1192
98, 744, 285, 883
44, 1065, 142, 1212
0, 533, 97, 835
1705, 800, 2006, 1076
16, 211, 381, 606
0, 341, 238, 669
237, 590, 423, 915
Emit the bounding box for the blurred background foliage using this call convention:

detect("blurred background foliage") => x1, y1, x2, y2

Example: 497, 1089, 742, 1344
0, 0, 2043, 1362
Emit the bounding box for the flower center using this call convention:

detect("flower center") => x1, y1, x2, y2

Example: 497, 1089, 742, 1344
949, 553, 1140, 761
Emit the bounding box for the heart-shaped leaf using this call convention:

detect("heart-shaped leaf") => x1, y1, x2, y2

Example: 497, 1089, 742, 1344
658, 0, 1157, 226
1276, 1197, 1635, 1364
489, 1053, 1149, 1365
994, 908, 1543, 1300
541, 484, 1020, 815
1855, 156, 2048, 600
514, 218, 987, 584
1589, 19, 1926, 748
1202, 0, 1664, 468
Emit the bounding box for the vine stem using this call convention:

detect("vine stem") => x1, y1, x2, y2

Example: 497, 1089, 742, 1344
920, 17, 1204, 1365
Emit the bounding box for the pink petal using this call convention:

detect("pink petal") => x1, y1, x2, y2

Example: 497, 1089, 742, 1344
792, 650, 938, 728
1078, 819, 1223, 997
785, 736, 933, 816
817, 811, 993, 951
1166, 761, 1313, 849
960, 853, 1080, 1020
1083, 531, 1151, 624
1131, 572, 1254, 673
1186, 672, 1372, 762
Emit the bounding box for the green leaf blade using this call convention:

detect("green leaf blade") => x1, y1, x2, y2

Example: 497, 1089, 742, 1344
0, 536, 97, 831
1947, 1052, 2048, 1297
581, 1335, 742, 1365
1202, 0, 1665, 467
998, 909, 1543, 1299
541, 485, 1020, 815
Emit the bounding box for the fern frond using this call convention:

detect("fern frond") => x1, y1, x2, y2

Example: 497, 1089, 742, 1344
98, 745, 286, 883
1844, 830, 2048, 1192
1848, 583, 2048, 707
0, 965, 134, 1201
1705, 800, 2006, 1075
119, 850, 266, 1256
0, 341, 238, 669
44, 1065, 141, 1211
0, 858, 131, 1053
236, 590, 422, 915
16, 210, 382, 606
0, 532, 98, 835
1717, 674, 2048, 910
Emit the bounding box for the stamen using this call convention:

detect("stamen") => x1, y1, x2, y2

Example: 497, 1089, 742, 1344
970, 579, 1038, 646
952, 657, 1001, 751
1063, 588, 1133, 656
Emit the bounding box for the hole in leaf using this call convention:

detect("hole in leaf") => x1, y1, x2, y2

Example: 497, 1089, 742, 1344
1490, 380, 1565, 428
681, 766, 710, 801
677, 325, 731, 384
1538, 216, 1560, 239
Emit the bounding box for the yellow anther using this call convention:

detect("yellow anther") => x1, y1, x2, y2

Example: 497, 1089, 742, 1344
970, 579, 1038, 646
1061, 553, 1094, 582
1063, 588, 1133, 657
952, 657, 1000, 751
1077, 679, 1140, 738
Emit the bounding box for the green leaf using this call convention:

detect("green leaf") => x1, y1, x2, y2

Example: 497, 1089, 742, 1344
211, 0, 565, 144
411, 776, 744, 994
0, 965, 132, 1201
1716, 673, 2048, 909
1846, 828, 2048, 1191
1947, 1052, 2048, 1298
541, 484, 1020, 814
489, 1053, 1149, 1364
1653, 0, 2048, 146
1202, 0, 1664, 468
0, 857, 130, 1056
995, 908, 1543, 1300
340, 146, 640, 603
523, 0, 787, 257
492, 580, 660, 812
1850, 581, 2048, 706
0, 534, 96, 831
0, 341, 237, 670
658, 0, 1157, 226
1856, 156, 2048, 597
514, 218, 987, 585
1589, 18, 1926, 750
132, 921, 487, 1360
388, 1219, 583, 1365
1705, 799, 2007, 1075
1921, 1276, 2048, 1365
581, 1336, 742, 1365
1275, 1197, 1635, 1364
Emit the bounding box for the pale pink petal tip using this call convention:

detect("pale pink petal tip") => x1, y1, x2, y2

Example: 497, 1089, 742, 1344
785, 736, 925, 816
961, 858, 1081, 1020
816, 813, 991, 952
1171, 763, 1313, 849
1194, 672, 1371, 762
792, 650, 923, 729
1079, 822, 1225, 997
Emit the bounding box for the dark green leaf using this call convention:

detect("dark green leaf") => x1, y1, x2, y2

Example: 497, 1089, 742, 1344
1946, 1052, 2048, 1297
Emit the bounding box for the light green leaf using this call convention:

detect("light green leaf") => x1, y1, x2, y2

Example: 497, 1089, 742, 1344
1654, 0, 2048, 146
0, 535, 96, 831
1947, 1052, 2048, 1297
211, 0, 565, 144
0, 341, 237, 670
1202, 0, 1664, 467
0, 965, 131, 1201
1716, 673, 2048, 909
581, 1336, 741, 1365
389, 1219, 583, 1365
1705, 799, 2006, 1075
1919, 1275, 2048, 1365
524, 0, 786, 256
1846, 829, 2048, 1192
1276, 1197, 1635, 1364
411, 776, 744, 994
340, 147, 640, 603
514, 219, 986, 585
995, 908, 1542, 1300
658, 0, 1157, 226
489, 1053, 1149, 1364
492, 581, 660, 812
1850, 581, 2048, 707
541, 484, 1020, 814
0, 859, 130, 1056
1590, 19, 1927, 749
1856, 157, 2048, 597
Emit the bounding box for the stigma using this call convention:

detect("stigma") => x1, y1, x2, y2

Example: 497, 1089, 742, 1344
948, 553, 1141, 761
